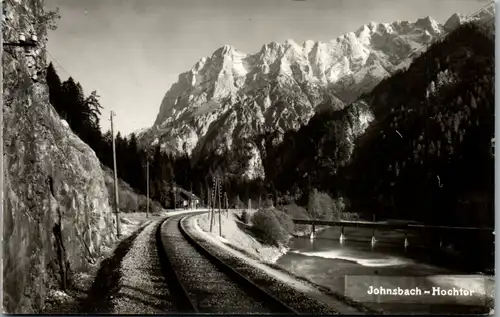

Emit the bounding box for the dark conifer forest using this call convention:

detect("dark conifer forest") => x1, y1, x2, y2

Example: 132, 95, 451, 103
45, 63, 179, 208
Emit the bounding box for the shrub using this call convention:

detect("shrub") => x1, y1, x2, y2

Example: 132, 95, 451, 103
270, 208, 295, 234
307, 189, 354, 221
232, 196, 244, 209
150, 201, 163, 214
137, 197, 162, 215
118, 190, 138, 213
281, 204, 310, 233
251, 209, 290, 247
278, 192, 296, 206
341, 211, 360, 221
241, 210, 251, 224
281, 204, 310, 220
262, 198, 274, 208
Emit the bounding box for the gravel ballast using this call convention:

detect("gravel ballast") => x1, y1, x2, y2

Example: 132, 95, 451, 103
82, 210, 206, 314
160, 214, 285, 314
108, 220, 177, 314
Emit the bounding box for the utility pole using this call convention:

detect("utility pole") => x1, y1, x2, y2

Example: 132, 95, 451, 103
218, 178, 222, 237
225, 192, 228, 217
173, 185, 176, 210
146, 161, 149, 218
110, 111, 121, 237
213, 177, 218, 229
210, 176, 215, 232
206, 183, 210, 208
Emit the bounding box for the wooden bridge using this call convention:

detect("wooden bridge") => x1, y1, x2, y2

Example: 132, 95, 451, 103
292, 219, 494, 232
292, 219, 494, 247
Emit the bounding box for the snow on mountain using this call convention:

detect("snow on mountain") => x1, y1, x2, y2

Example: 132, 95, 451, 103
140, 10, 493, 180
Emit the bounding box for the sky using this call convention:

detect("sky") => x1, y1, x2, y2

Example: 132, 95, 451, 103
44, 0, 490, 135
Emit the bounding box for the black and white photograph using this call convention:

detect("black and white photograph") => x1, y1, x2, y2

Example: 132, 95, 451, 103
1, 0, 496, 315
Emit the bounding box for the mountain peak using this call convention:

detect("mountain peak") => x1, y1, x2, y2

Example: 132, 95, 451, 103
444, 13, 465, 31
148, 13, 452, 176
415, 16, 441, 34
443, 6, 495, 33
213, 44, 238, 56
266, 41, 281, 48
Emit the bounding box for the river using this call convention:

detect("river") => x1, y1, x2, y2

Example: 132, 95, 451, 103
276, 226, 494, 314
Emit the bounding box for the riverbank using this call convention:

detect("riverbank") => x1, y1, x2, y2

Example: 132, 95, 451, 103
190, 213, 374, 314
277, 227, 495, 315
196, 210, 289, 264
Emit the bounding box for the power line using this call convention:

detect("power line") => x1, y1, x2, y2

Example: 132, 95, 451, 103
44, 48, 72, 79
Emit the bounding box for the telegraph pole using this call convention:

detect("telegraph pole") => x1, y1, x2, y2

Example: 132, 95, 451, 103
218, 177, 222, 237
206, 184, 210, 208
146, 161, 149, 218
190, 182, 193, 210
172, 184, 177, 211
225, 192, 229, 217
110, 111, 121, 237
210, 176, 215, 232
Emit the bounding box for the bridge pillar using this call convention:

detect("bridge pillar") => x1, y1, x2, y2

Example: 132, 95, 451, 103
371, 227, 376, 247
404, 232, 409, 251
310, 224, 316, 240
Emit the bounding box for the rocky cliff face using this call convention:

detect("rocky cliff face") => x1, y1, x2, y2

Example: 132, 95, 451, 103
140, 8, 494, 180
139, 14, 454, 178
3, 0, 116, 313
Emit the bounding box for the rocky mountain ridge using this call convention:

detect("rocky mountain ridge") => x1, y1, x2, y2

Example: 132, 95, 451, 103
140, 8, 494, 179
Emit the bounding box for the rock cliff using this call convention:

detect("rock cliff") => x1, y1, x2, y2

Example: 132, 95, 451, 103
3, 0, 116, 313
140, 6, 495, 180
138, 14, 450, 178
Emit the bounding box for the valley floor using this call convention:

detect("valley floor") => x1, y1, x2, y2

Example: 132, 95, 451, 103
45, 209, 492, 315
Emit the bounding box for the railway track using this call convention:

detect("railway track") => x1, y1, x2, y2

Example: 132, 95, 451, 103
157, 213, 299, 314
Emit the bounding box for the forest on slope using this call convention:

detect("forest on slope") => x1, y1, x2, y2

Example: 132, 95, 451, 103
259, 22, 494, 227
45, 64, 186, 209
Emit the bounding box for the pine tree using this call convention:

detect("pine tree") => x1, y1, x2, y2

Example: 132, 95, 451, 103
46, 62, 64, 116
83, 91, 103, 128
127, 133, 141, 189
